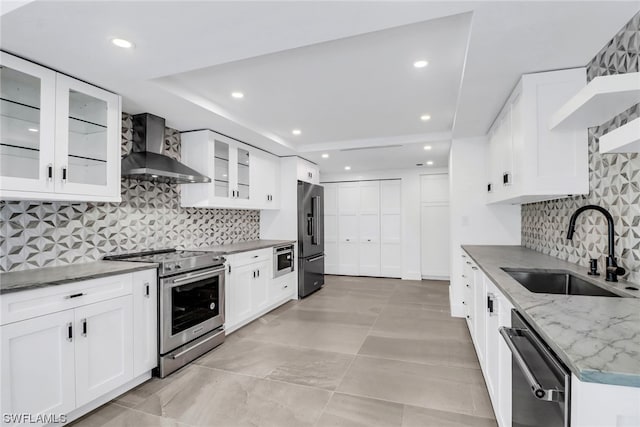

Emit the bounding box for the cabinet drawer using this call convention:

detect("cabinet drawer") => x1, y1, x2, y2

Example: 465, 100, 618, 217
1, 273, 133, 326
229, 248, 271, 267
269, 273, 294, 302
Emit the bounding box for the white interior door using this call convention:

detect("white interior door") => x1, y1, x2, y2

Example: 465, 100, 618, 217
380, 180, 402, 278
0, 310, 76, 418
420, 174, 450, 279
323, 183, 339, 275
338, 182, 360, 275
358, 181, 380, 276
74, 296, 133, 407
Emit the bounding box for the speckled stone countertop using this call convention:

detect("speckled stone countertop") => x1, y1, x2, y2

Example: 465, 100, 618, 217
190, 240, 296, 255
0, 261, 158, 295
462, 245, 640, 388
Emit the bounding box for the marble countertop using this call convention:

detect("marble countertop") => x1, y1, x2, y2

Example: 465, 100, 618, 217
0, 261, 158, 295
462, 245, 640, 388
190, 240, 296, 255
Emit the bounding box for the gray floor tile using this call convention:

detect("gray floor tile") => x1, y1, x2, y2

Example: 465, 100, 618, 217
315, 393, 404, 427
195, 338, 354, 390
402, 405, 497, 427
70, 404, 189, 427
337, 356, 486, 416
277, 307, 378, 328
371, 311, 470, 342
135, 365, 331, 427
358, 335, 480, 369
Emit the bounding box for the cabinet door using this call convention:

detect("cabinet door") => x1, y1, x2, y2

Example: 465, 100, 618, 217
0, 310, 75, 421
74, 296, 133, 407
486, 286, 500, 400
132, 270, 157, 377
380, 180, 402, 278
252, 261, 270, 312
358, 181, 380, 276
269, 273, 294, 304
53, 74, 121, 200
0, 52, 56, 194
235, 147, 251, 200
338, 182, 359, 275
213, 138, 232, 200
497, 294, 514, 427
250, 152, 279, 209
229, 263, 253, 327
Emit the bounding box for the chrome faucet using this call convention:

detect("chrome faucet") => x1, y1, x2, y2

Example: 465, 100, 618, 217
566, 205, 626, 282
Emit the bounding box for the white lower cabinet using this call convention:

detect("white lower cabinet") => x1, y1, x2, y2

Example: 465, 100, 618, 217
225, 249, 295, 334
0, 269, 157, 426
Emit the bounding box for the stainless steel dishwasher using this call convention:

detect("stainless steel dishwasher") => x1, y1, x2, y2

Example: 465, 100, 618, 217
500, 310, 570, 427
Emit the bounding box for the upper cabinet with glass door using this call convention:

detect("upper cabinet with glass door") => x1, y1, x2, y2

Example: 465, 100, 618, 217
0, 52, 121, 202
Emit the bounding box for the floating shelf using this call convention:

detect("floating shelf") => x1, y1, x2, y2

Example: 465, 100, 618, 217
549, 72, 640, 130
599, 117, 640, 154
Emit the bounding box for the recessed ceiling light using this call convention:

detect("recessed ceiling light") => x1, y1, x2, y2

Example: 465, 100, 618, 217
420, 114, 431, 121
321, 153, 329, 159
151, 174, 158, 178
28, 128, 38, 132
292, 129, 301, 135
423, 145, 432, 150
344, 166, 351, 171
413, 60, 428, 68
222, 174, 227, 178
111, 38, 134, 49
427, 161, 434, 166
231, 92, 244, 99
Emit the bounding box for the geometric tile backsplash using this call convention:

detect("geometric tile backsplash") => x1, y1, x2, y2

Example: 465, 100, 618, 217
522, 12, 640, 285
0, 113, 260, 272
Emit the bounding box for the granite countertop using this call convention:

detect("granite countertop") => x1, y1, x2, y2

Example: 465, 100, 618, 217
0, 261, 158, 295
462, 245, 640, 388
190, 239, 296, 255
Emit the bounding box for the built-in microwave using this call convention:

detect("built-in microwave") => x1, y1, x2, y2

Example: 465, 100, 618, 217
273, 244, 295, 278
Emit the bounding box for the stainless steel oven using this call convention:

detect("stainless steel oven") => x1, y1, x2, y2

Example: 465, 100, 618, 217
273, 244, 294, 278
500, 310, 570, 427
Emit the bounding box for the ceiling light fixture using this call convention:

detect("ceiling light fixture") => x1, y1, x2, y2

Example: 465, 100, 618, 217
420, 114, 431, 121
111, 38, 134, 49
413, 60, 428, 68
344, 166, 351, 171
27, 128, 38, 132
231, 92, 244, 99
292, 129, 301, 135
423, 145, 432, 150
321, 153, 329, 159
427, 161, 434, 166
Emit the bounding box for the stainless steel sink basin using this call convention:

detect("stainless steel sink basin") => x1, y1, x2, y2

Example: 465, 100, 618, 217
501, 268, 621, 297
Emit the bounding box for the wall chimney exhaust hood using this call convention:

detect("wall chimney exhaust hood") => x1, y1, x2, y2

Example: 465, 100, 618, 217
121, 113, 211, 184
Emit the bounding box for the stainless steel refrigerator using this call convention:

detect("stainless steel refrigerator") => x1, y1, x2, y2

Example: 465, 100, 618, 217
297, 181, 324, 298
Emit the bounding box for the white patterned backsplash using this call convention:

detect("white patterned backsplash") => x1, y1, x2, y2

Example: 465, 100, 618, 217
0, 113, 260, 272
522, 12, 640, 285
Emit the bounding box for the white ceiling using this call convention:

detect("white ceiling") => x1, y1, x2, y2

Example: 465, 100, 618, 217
1, 1, 638, 173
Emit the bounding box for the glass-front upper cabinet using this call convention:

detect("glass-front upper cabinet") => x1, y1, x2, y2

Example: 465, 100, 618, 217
236, 148, 250, 199
0, 52, 121, 202
214, 140, 230, 198
54, 74, 121, 199
0, 52, 56, 193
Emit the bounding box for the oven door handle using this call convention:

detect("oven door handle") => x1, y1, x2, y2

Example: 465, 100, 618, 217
499, 326, 565, 402
171, 267, 225, 284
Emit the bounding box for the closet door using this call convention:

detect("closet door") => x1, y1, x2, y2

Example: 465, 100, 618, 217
358, 181, 380, 277
380, 180, 402, 278
420, 174, 450, 279
323, 183, 339, 275
337, 182, 359, 275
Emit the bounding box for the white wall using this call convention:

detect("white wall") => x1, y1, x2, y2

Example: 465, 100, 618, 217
321, 166, 448, 280
449, 137, 521, 317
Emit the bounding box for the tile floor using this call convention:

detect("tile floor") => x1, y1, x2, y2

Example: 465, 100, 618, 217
71, 276, 497, 427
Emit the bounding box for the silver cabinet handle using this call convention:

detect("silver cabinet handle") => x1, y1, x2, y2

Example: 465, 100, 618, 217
65, 292, 85, 299
67, 323, 73, 342
62, 166, 68, 183
144, 282, 150, 297
47, 164, 53, 181
81, 318, 87, 337
499, 327, 565, 402
472, 266, 478, 270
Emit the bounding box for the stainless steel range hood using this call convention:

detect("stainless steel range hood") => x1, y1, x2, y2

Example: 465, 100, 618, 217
121, 113, 211, 184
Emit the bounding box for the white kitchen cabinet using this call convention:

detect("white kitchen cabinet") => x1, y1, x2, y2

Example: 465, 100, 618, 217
0, 269, 155, 426
323, 182, 339, 275
357, 181, 381, 277
380, 180, 402, 278
486, 68, 588, 204
132, 269, 158, 377
74, 296, 133, 407
225, 248, 293, 334
337, 182, 360, 275
181, 130, 280, 209
0, 51, 122, 202
0, 310, 76, 421
297, 158, 320, 184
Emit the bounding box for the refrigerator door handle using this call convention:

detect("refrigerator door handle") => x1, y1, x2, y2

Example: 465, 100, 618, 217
307, 254, 325, 263
311, 195, 320, 245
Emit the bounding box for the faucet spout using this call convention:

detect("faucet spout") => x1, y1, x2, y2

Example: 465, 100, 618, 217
566, 204, 625, 282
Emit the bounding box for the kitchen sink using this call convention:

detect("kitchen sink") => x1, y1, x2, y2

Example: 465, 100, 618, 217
501, 268, 621, 297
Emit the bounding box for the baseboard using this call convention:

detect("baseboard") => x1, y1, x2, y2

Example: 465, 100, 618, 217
401, 271, 422, 280
421, 275, 450, 281
63, 372, 152, 425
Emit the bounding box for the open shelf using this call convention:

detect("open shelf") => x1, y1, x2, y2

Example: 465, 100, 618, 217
549, 72, 640, 130
599, 117, 640, 153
